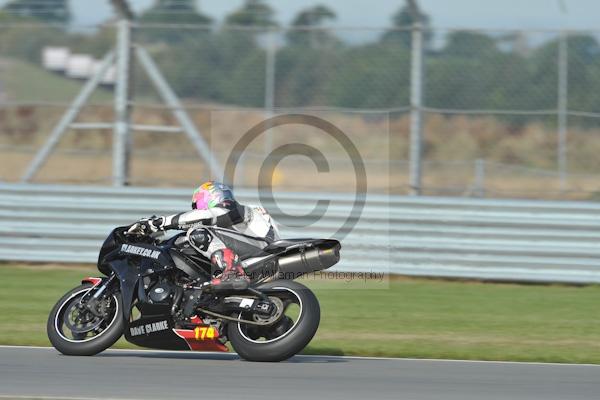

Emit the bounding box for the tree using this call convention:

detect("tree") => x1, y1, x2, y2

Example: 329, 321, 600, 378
137, 0, 213, 44
443, 31, 499, 58
428, 31, 526, 116
225, 0, 277, 27
567, 35, 600, 114
381, 0, 431, 48
275, 46, 341, 107
139, 0, 213, 25
326, 44, 411, 108
286, 4, 337, 48
213, 0, 275, 106
3, 0, 71, 24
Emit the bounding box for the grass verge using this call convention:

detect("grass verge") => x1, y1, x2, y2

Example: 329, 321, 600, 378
4, 58, 112, 103
1, 264, 599, 363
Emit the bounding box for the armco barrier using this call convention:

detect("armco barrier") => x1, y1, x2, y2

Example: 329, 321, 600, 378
2, 183, 600, 284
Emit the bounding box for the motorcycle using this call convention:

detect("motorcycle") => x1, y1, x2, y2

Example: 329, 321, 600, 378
47, 224, 341, 362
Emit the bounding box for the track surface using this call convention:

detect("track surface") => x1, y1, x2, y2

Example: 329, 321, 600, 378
0, 346, 599, 400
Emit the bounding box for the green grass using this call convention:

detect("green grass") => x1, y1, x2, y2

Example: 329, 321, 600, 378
3, 59, 112, 103
1, 264, 600, 363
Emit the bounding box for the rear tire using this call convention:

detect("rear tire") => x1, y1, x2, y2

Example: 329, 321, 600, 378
227, 280, 320, 362
47, 284, 124, 356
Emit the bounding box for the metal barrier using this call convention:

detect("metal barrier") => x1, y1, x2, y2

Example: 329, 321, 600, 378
2, 183, 600, 284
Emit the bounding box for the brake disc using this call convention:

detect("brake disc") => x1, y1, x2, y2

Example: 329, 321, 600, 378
252, 297, 284, 325
63, 302, 103, 334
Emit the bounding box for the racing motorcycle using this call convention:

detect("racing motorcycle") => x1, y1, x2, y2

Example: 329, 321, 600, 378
47, 224, 341, 362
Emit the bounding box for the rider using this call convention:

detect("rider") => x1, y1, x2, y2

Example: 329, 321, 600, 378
134, 181, 279, 291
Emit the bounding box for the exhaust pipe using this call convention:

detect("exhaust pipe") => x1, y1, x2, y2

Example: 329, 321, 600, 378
277, 242, 341, 275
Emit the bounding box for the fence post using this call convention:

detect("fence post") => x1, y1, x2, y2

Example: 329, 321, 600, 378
113, 18, 133, 186
473, 158, 486, 197
409, 22, 425, 196
557, 30, 569, 192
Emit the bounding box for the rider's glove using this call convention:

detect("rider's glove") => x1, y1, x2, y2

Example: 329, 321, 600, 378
133, 216, 165, 234
149, 215, 166, 231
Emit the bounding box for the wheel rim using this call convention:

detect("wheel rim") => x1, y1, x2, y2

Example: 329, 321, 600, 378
54, 288, 120, 343
237, 287, 303, 344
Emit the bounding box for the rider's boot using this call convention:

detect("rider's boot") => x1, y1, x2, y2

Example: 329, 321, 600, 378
209, 248, 249, 292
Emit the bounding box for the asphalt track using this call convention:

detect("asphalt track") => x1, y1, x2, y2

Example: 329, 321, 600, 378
0, 346, 599, 400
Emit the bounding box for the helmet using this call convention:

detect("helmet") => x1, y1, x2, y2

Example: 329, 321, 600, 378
191, 181, 236, 210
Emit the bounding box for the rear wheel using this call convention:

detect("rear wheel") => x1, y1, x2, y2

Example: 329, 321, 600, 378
227, 280, 320, 362
47, 284, 124, 356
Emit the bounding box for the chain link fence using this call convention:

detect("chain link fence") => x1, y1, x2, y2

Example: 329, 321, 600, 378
1, 21, 600, 199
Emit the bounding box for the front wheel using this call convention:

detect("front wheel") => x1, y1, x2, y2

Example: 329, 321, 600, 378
227, 280, 320, 362
47, 283, 124, 356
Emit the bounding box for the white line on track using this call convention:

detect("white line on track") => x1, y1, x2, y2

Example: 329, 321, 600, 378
0, 396, 121, 400
1, 344, 598, 367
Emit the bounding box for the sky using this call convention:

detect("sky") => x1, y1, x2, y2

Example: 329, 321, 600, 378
59, 0, 600, 31
0, 0, 597, 31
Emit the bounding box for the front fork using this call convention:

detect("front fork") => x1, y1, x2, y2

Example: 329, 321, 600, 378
81, 275, 116, 317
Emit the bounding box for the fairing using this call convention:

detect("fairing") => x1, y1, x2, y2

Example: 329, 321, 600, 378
92, 226, 339, 353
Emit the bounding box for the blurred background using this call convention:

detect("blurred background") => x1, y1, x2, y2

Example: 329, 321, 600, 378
2, 0, 600, 366
2, 0, 600, 199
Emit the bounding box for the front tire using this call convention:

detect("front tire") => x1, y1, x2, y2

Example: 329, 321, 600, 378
47, 284, 124, 356
228, 280, 320, 362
